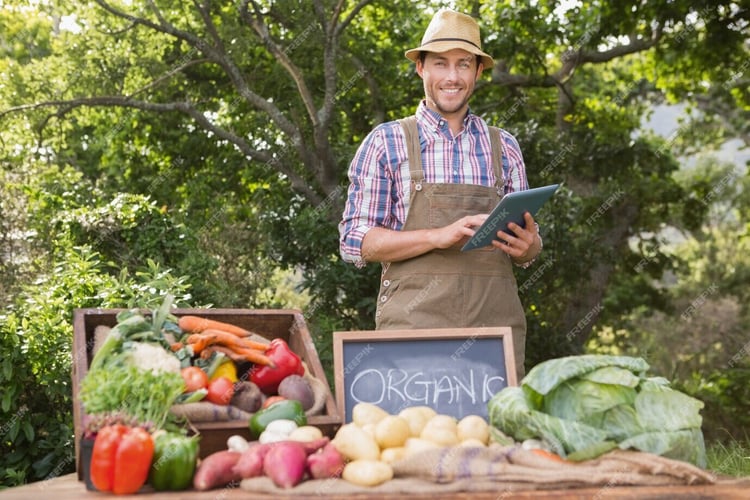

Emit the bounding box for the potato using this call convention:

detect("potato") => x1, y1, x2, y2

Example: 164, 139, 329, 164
288, 425, 324, 442
380, 446, 407, 464
374, 415, 411, 449
420, 426, 459, 447
420, 415, 459, 446
398, 407, 430, 437
403, 437, 439, 457
331, 423, 380, 461
457, 415, 490, 444
361, 423, 376, 439
424, 414, 458, 432
342, 459, 393, 487
412, 406, 437, 421
458, 438, 487, 448
352, 402, 389, 427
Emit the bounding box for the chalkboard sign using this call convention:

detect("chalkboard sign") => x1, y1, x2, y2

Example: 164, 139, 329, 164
333, 327, 517, 423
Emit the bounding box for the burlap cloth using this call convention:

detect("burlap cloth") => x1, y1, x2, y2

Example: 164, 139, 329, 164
239, 444, 720, 495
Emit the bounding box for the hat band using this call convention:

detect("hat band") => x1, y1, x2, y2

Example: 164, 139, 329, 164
421, 37, 482, 50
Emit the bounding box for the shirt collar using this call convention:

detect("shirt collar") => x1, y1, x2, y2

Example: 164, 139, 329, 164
415, 100, 480, 134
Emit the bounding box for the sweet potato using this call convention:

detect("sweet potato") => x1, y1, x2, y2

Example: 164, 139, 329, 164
306, 442, 345, 479
233, 442, 271, 479
262, 441, 308, 488
192, 450, 242, 491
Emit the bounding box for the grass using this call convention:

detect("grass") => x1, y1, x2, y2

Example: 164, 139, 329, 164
706, 439, 750, 478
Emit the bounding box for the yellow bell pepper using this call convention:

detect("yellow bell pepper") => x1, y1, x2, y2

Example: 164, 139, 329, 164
210, 361, 238, 383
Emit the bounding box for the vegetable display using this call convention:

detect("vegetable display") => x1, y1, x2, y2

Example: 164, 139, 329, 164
487, 354, 707, 467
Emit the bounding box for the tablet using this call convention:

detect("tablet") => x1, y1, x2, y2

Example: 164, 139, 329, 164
461, 184, 559, 252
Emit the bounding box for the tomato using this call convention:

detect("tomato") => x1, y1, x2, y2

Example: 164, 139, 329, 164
206, 376, 235, 405
181, 366, 209, 393
262, 395, 286, 409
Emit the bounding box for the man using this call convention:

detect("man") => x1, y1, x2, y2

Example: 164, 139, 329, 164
338, 9, 541, 380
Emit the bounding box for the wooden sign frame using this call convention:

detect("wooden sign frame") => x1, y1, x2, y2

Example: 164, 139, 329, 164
333, 327, 517, 422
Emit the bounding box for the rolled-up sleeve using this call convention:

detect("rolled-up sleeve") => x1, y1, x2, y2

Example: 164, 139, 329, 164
339, 127, 392, 267
500, 130, 529, 194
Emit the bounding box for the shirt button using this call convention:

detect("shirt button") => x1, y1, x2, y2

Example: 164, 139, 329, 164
383, 280, 391, 287
380, 295, 388, 302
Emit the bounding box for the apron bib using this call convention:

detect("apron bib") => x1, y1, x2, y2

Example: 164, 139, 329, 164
374, 116, 527, 379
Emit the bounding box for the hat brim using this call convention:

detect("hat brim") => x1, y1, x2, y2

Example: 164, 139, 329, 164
405, 41, 494, 69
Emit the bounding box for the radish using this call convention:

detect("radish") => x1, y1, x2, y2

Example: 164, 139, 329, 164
306, 442, 345, 479
262, 441, 308, 488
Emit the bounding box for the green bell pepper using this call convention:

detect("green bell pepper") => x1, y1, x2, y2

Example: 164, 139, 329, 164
149, 431, 199, 491
249, 399, 307, 439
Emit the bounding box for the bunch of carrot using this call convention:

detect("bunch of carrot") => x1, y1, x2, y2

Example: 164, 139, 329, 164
176, 316, 275, 367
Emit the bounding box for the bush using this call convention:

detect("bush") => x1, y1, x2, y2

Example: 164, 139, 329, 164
0, 246, 192, 488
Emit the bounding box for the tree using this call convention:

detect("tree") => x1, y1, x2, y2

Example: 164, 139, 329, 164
2, 0, 748, 361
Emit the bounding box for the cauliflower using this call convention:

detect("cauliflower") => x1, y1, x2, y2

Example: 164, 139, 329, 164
126, 341, 181, 374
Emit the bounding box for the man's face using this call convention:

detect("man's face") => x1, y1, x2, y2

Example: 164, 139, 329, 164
416, 49, 483, 121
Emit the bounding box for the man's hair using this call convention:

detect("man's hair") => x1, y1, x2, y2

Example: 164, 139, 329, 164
418, 51, 482, 68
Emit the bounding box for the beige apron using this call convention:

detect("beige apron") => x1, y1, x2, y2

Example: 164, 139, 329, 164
374, 116, 527, 380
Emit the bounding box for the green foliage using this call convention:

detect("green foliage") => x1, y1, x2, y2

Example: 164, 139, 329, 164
0, 245, 192, 488
706, 437, 750, 478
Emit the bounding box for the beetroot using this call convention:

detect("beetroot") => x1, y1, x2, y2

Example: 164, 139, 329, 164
262, 441, 308, 488
306, 442, 345, 479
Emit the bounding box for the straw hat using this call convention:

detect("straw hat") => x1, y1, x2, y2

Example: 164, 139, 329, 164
405, 9, 494, 69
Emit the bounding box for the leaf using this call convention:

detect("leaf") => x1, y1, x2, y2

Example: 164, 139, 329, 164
22, 421, 35, 442
618, 429, 707, 468
634, 387, 704, 432
522, 355, 650, 396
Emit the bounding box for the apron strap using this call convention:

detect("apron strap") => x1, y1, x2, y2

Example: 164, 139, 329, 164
399, 116, 505, 195
488, 125, 506, 195
398, 116, 425, 188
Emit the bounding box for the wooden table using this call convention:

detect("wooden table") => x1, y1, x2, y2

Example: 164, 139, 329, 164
1, 473, 748, 499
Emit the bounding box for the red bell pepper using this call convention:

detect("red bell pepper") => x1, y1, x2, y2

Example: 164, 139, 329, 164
249, 338, 304, 395
90, 424, 154, 495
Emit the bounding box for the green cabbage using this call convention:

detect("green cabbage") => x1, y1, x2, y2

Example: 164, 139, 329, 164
488, 355, 707, 467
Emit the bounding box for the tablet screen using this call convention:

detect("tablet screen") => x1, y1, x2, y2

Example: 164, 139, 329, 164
461, 184, 559, 252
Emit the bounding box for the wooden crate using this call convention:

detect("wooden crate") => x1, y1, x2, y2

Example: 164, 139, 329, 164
71, 308, 341, 477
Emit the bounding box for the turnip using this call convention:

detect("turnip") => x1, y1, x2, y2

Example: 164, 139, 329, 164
306, 442, 345, 479
262, 441, 308, 488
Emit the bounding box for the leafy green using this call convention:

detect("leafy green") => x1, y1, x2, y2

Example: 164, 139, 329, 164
79, 361, 185, 431
488, 355, 707, 467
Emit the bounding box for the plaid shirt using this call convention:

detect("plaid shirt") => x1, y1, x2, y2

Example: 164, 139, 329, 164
339, 100, 529, 266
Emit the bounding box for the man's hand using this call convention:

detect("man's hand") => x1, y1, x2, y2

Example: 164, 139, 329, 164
361, 214, 488, 263
492, 212, 541, 264
431, 214, 489, 249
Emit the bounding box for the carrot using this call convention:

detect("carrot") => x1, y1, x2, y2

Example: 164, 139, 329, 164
186, 334, 214, 354
202, 345, 275, 367
199, 329, 269, 351
170, 342, 184, 352
178, 315, 253, 337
